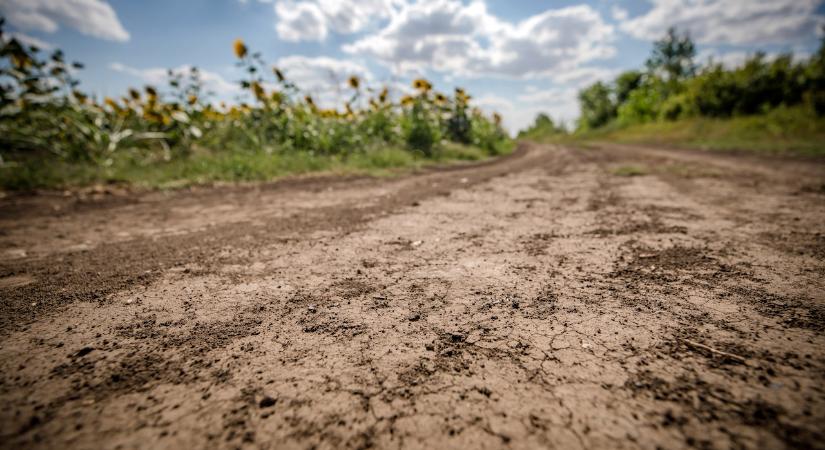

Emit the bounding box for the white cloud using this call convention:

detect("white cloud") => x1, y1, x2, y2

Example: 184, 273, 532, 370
343, 0, 616, 79
551, 66, 619, 88
275, 55, 375, 106
274, 0, 398, 42
0, 0, 129, 42
620, 0, 825, 46
518, 87, 579, 124
8, 32, 54, 50
109, 63, 239, 97
611, 5, 628, 21
275, 1, 328, 41
475, 88, 578, 135
696, 48, 811, 69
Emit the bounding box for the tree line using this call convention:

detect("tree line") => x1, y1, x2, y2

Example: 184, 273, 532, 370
576, 27, 825, 131
520, 27, 825, 137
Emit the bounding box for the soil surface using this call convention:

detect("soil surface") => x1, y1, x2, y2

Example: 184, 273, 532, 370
1, 143, 824, 450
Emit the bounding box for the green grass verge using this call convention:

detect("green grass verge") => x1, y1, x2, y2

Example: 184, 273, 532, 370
0, 142, 509, 191
528, 106, 825, 156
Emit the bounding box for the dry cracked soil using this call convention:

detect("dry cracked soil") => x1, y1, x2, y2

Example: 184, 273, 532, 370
1, 143, 824, 450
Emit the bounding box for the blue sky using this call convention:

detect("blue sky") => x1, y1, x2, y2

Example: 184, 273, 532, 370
2, 0, 823, 132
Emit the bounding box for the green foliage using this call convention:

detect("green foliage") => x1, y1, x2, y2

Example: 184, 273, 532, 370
446, 88, 472, 144
473, 110, 510, 155
614, 71, 643, 105
518, 113, 566, 140
0, 19, 510, 189
574, 105, 825, 156
577, 82, 616, 130
574, 26, 825, 134
402, 99, 440, 156
645, 27, 696, 83
616, 79, 665, 125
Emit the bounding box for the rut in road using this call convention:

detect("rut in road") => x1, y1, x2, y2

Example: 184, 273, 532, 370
1, 144, 824, 449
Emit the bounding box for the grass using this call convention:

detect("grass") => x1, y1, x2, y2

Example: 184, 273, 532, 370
611, 165, 648, 177
0, 142, 507, 191
529, 106, 825, 156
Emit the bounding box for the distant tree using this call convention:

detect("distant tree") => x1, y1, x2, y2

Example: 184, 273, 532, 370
517, 112, 564, 139
807, 26, 825, 115
577, 82, 616, 130
533, 113, 554, 129
614, 70, 643, 106
646, 27, 696, 82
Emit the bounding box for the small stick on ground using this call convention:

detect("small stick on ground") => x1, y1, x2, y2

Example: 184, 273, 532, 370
682, 339, 748, 364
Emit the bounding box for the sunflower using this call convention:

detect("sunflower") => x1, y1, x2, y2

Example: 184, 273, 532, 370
492, 112, 502, 126
412, 78, 432, 92
304, 95, 315, 107
143, 110, 161, 123
10, 53, 31, 70
400, 95, 414, 106
251, 81, 265, 100
128, 88, 141, 101
72, 90, 87, 104
233, 39, 248, 59
145, 86, 158, 104
348, 75, 360, 90
378, 87, 388, 103
187, 94, 198, 105
455, 87, 470, 103
434, 93, 447, 105
104, 97, 118, 109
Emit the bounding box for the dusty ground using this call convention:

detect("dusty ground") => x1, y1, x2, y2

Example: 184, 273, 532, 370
1, 143, 824, 450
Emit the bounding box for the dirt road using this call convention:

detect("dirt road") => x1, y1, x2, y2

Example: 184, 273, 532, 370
1, 143, 824, 449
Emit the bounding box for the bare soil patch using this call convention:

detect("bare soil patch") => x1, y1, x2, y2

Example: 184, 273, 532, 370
1, 143, 824, 449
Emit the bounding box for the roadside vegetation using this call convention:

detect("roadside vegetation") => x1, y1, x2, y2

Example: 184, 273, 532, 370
0, 19, 510, 190
521, 28, 825, 155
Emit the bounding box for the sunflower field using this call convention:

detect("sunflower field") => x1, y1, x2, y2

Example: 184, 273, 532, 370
0, 19, 510, 190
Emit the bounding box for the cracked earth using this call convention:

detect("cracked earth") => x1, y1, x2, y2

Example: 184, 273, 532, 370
1, 143, 824, 449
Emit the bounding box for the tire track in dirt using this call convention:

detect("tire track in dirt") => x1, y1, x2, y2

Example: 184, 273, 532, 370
1, 144, 823, 449
0, 144, 548, 336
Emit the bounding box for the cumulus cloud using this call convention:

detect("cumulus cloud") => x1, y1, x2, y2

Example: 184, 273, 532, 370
474, 90, 576, 135
0, 0, 129, 42
275, 55, 375, 106
696, 48, 811, 69
551, 66, 619, 88
620, 0, 825, 45
275, 1, 328, 41
109, 63, 239, 97
611, 6, 629, 21
342, 0, 615, 79
8, 32, 54, 50
274, 0, 398, 42
519, 87, 579, 122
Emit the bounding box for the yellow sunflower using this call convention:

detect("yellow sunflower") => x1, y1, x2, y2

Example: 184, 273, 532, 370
412, 78, 432, 92
233, 39, 248, 59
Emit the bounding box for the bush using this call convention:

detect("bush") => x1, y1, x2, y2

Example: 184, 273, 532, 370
617, 81, 665, 125
571, 27, 825, 131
